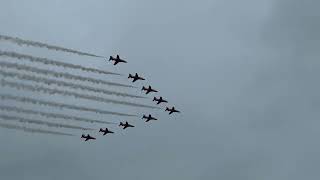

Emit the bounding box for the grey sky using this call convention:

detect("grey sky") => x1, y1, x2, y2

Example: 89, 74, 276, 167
0, 0, 319, 179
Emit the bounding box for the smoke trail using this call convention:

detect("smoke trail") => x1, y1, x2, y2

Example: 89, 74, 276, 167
0, 114, 95, 131
0, 70, 145, 99
0, 121, 74, 136
0, 34, 106, 58
0, 50, 119, 75
0, 80, 159, 109
0, 105, 116, 125
0, 94, 138, 117
0, 61, 135, 88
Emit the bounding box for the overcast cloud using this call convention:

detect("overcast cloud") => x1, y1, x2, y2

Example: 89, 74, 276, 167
0, 0, 319, 179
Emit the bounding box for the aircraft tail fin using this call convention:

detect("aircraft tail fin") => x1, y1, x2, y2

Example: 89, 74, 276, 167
142, 86, 146, 91
153, 97, 156, 101
109, 56, 113, 61
128, 74, 133, 78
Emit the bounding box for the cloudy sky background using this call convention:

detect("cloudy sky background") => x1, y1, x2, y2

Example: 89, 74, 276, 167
0, 0, 319, 179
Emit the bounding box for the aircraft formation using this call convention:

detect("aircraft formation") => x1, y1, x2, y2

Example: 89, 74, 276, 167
0, 34, 180, 141
81, 54, 180, 141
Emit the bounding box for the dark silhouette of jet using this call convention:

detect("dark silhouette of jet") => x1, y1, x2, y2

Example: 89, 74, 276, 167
142, 114, 158, 122
153, 96, 168, 104
119, 121, 134, 129
128, 73, 145, 82
81, 134, 96, 141
165, 106, 180, 115
109, 55, 127, 65
142, 85, 158, 94
99, 128, 114, 135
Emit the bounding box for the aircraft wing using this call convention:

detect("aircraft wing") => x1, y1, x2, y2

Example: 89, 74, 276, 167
114, 61, 119, 65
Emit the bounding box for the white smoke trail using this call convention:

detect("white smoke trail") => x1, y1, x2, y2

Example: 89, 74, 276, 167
0, 50, 119, 75
0, 114, 95, 131
0, 34, 106, 58
0, 79, 159, 109
0, 70, 145, 99
0, 105, 115, 125
0, 61, 135, 88
0, 121, 75, 136
0, 94, 138, 117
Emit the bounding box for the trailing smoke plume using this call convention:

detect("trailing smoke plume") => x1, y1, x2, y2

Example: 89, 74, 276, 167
0, 70, 145, 99
0, 121, 74, 136
0, 79, 159, 109
0, 50, 119, 75
0, 105, 116, 124
0, 114, 94, 131
0, 61, 135, 88
0, 105, 116, 125
0, 94, 138, 117
0, 34, 106, 58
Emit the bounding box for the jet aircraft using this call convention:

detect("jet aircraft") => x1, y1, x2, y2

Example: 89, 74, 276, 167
165, 106, 180, 115
119, 121, 135, 129
109, 55, 127, 65
142, 85, 158, 94
153, 96, 168, 104
128, 73, 145, 82
81, 134, 96, 141
99, 128, 114, 135
142, 114, 158, 122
